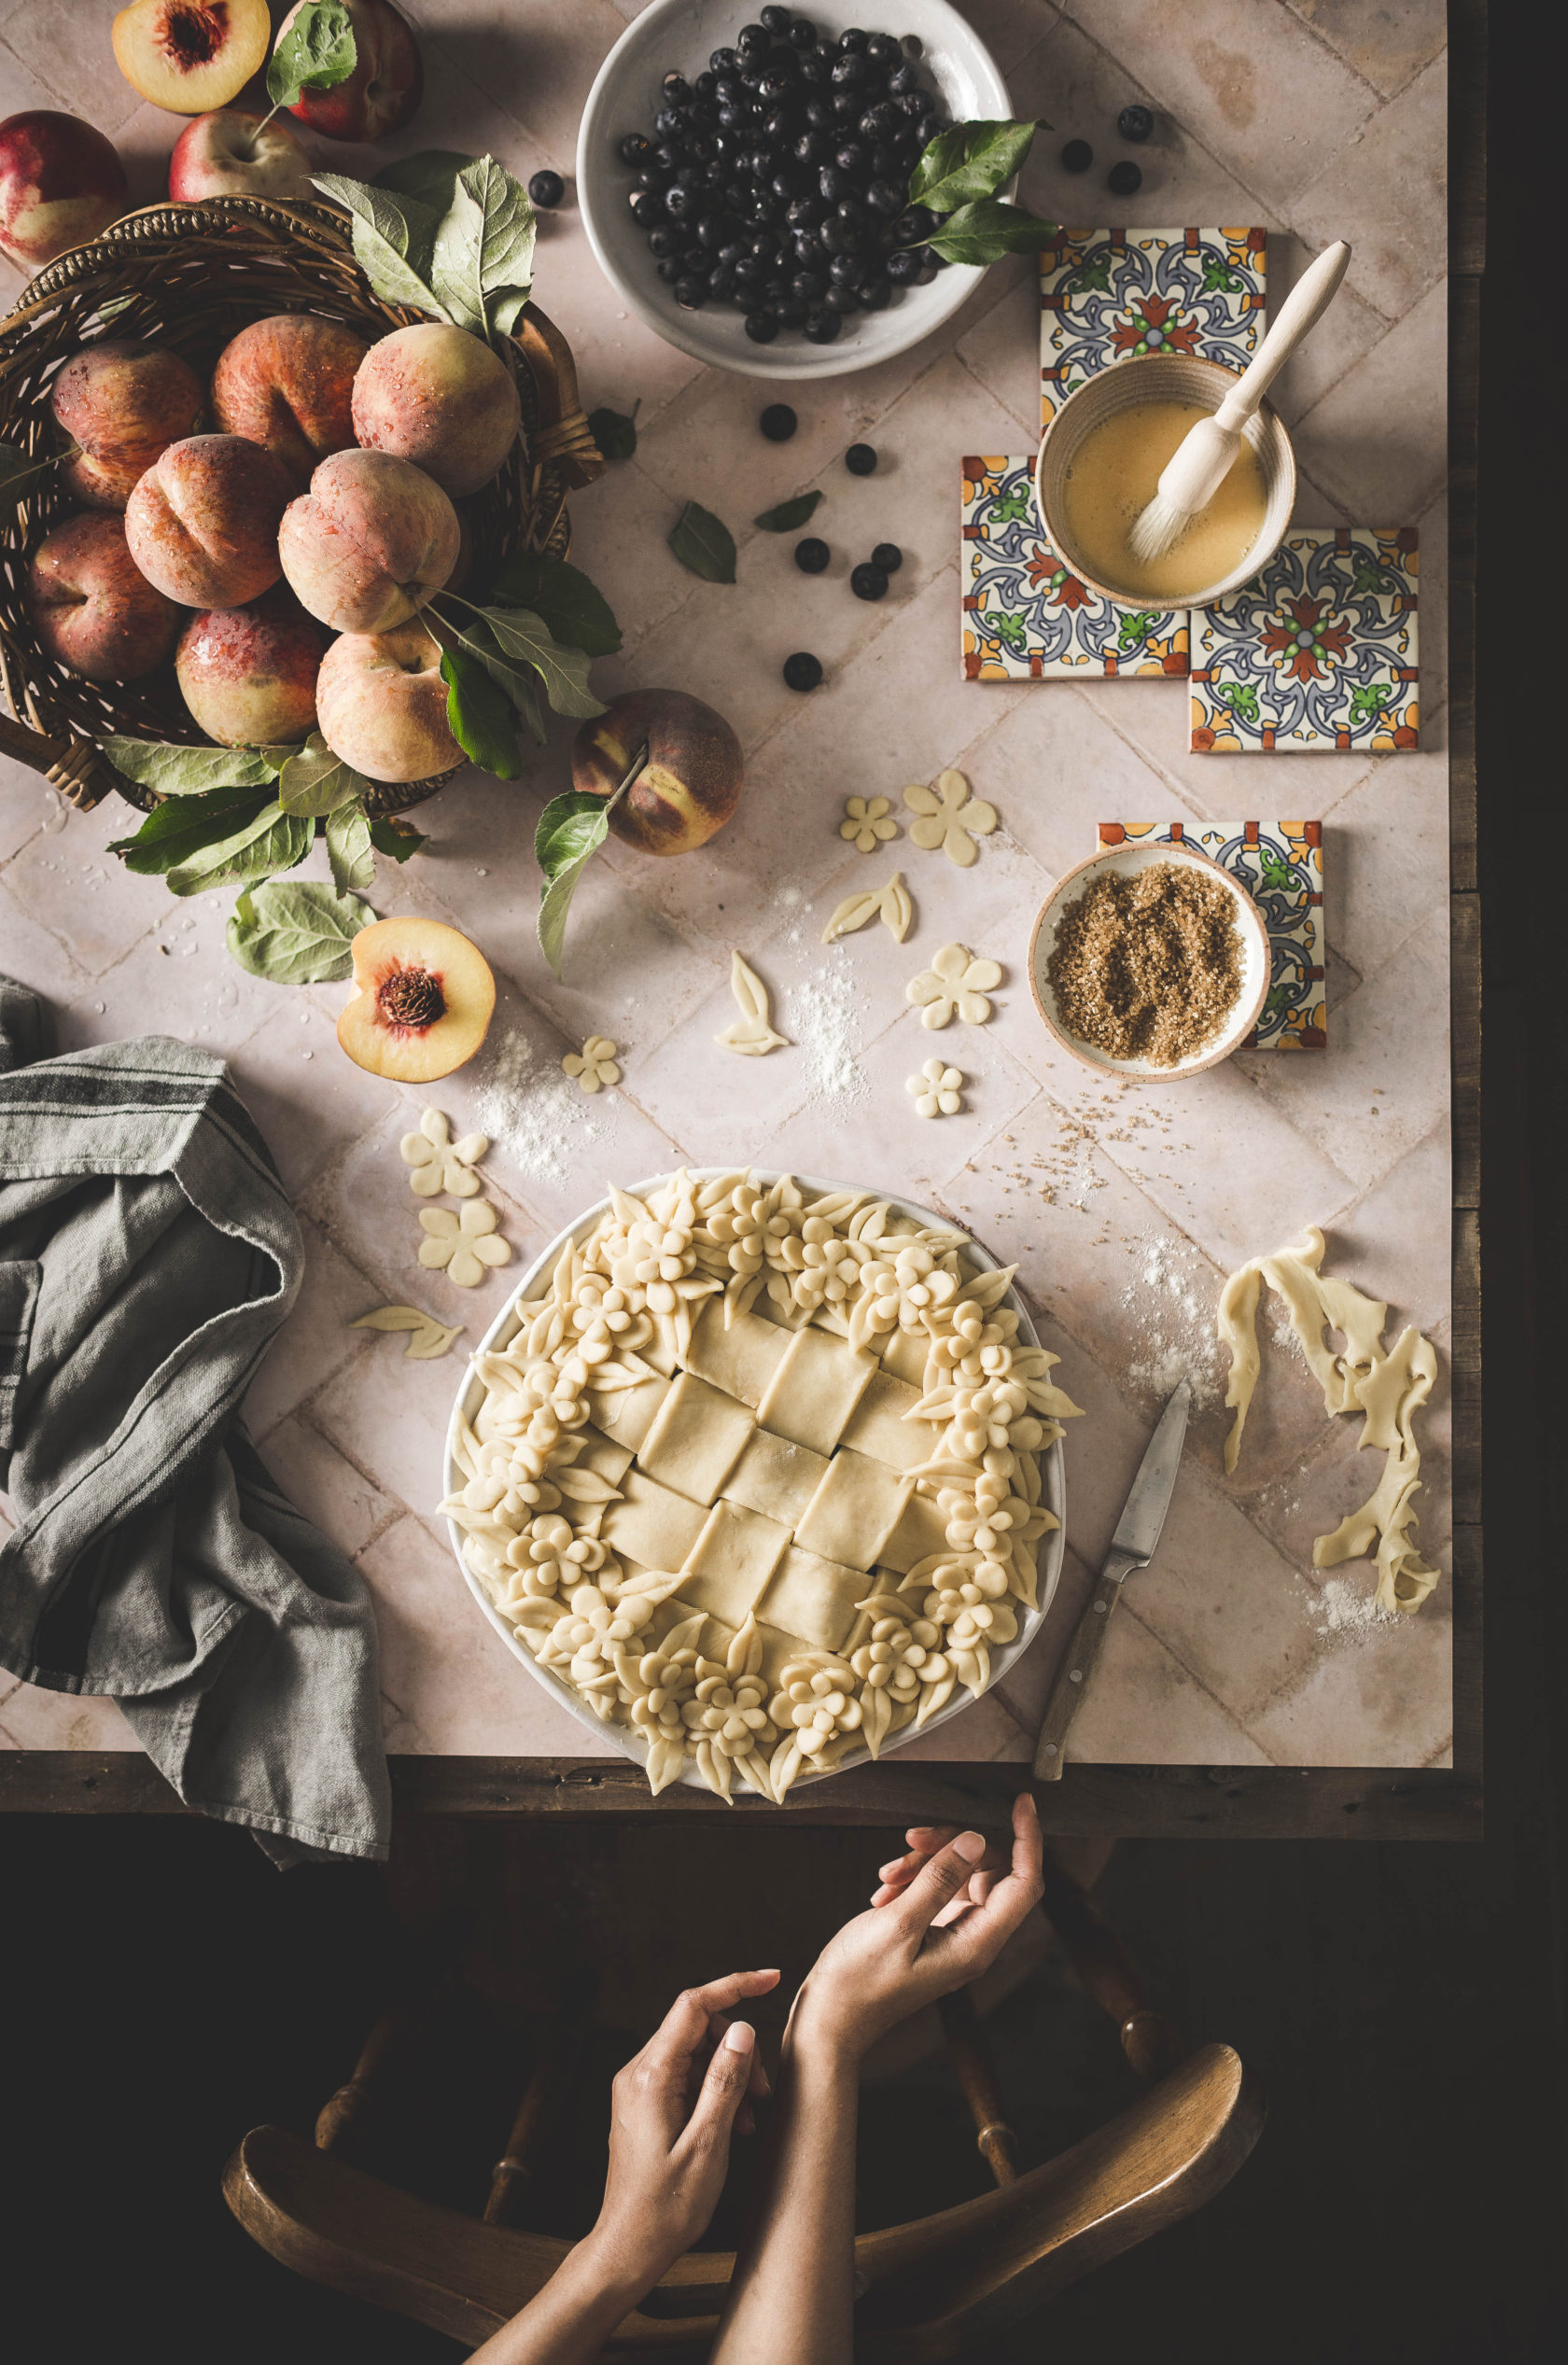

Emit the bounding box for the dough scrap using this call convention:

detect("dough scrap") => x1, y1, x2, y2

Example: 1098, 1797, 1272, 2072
715, 951, 790, 1056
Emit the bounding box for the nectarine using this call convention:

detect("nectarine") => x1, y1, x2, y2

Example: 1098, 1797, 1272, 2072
277, 447, 459, 634
351, 324, 522, 500
168, 108, 313, 203
315, 619, 461, 783
211, 314, 369, 485
124, 432, 294, 607
112, 0, 270, 114
0, 110, 130, 271
28, 511, 181, 682
337, 917, 495, 1084
572, 690, 743, 857
279, 0, 422, 143
175, 590, 324, 746
49, 340, 204, 512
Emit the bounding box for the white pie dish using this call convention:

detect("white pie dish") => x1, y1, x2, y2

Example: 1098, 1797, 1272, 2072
575, 0, 1013, 381
444, 1170, 1066, 1794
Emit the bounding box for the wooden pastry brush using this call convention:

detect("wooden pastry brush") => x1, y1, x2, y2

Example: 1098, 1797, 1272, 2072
1127, 239, 1351, 566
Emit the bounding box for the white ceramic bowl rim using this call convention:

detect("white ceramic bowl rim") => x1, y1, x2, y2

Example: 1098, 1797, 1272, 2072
444, 1169, 1066, 1796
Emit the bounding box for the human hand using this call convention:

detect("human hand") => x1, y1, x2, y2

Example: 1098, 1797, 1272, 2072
590, 1969, 780, 2294
871, 1821, 1019, 1918
788, 1794, 1043, 2066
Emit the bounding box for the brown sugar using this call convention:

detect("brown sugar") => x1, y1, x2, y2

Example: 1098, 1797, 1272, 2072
1045, 861, 1244, 1066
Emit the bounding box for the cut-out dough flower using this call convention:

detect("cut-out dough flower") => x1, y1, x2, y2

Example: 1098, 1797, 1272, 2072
715, 949, 790, 1056
820, 871, 913, 945
907, 1056, 965, 1118
562, 1035, 621, 1094
840, 793, 899, 854
903, 769, 997, 867
418, 1199, 513, 1287
399, 1106, 489, 1196
907, 942, 1002, 1029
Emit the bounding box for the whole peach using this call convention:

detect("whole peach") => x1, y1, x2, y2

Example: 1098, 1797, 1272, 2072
124, 432, 295, 607
0, 110, 130, 271
351, 323, 522, 500
315, 621, 461, 783
49, 340, 205, 512
211, 314, 370, 485
28, 511, 182, 682
277, 448, 459, 634
175, 590, 325, 747
572, 690, 743, 857
168, 109, 314, 203
279, 0, 422, 143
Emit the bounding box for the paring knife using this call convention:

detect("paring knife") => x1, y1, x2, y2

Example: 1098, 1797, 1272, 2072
1033, 1378, 1191, 1782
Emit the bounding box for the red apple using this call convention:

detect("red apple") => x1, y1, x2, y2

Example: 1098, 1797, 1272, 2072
168, 109, 314, 203
0, 111, 130, 272
279, 0, 422, 144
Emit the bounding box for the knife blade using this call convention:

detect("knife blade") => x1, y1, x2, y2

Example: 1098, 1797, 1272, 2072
1032, 1378, 1190, 1782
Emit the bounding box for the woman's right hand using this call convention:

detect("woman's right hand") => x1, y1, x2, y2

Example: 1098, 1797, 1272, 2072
787, 1793, 1044, 2065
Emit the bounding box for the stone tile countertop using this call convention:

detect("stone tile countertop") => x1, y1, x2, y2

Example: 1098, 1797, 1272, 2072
0, 0, 1452, 1774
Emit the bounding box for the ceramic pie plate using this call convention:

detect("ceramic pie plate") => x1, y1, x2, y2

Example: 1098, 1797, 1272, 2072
444, 1170, 1065, 1794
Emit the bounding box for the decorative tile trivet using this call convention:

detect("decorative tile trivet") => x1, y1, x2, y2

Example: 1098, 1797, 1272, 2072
960, 456, 1189, 679
1098, 820, 1326, 1049
1038, 228, 1267, 427
1191, 528, 1419, 754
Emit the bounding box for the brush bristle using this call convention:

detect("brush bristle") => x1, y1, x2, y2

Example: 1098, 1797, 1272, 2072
1127, 494, 1189, 566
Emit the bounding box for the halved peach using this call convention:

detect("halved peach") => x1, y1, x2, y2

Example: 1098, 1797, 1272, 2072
112, 0, 271, 115
337, 916, 495, 1083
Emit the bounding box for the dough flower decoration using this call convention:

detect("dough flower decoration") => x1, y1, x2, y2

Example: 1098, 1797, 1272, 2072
769, 1650, 865, 1799
840, 793, 900, 854
536, 1574, 684, 1712
907, 1056, 965, 1117
906, 1553, 1020, 1690
847, 1595, 956, 1748
615, 1612, 709, 1794
399, 1107, 490, 1197
562, 1035, 622, 1094
906, 943, 1002, 1029
703, 1172, 779, 1316
820, 872, 913, 945
418, 1199, 512, 1287
903, 769, 998, 866
715, 949, 790, 1056
789, 1212, 862, 1314
681, 1616, 779, 1802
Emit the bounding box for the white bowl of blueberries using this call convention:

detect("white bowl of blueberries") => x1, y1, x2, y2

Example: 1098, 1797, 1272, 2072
577, 0, 1013, 378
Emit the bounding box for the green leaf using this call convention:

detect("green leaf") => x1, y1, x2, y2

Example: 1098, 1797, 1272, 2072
588, 404, 637, 461
267, 0, 357, 107
668, 499, 736, 583
326, 798, 376, 895
753, 489, 823, 532
909, 118, 1040, 216
369, 816, 426, 861
534, 791, 609, 980
164, 804, 312, 897
313, 175, 448, 319
276, 733, 373, 818
489, 287, 531, 341
107, 781, 276, 875
227, 880, 375, 985
487, 551, 622, 656
423, 602, 539, 728
431, 156, 536, 342
479, 606, 604, 719
373, 149, 477, 216
101, 737, 282, 796
925, 196, 1061, 267
441, 646, 523, 778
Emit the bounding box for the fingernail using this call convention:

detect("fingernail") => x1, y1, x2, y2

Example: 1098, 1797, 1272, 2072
954, 1830, 986, 1863
724, 2020, 755, 2054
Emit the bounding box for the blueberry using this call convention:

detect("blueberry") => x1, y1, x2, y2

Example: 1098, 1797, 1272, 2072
783, 651, 823, 691
805, 96, 833, 129
1107, 159, 1142, 196
893, 203, 934, 245
872, 541, 903, 572
846, 442, 877, 476
887, 62, 920, 96
850, 562, 889, 600
867, 176, 905, 217
654, 108, 684, 140
819, 214, 861, 254
835, 140, 867, 176
630, 191, 662, 225
804, 303, 843, 343
745, 311, 779, 342
824, 284, 859, 313
1061, 138, 1093, 173
831, 88, 861, 119
647, 224, 678, 257
915, 114, 945, 147
760, 402, 797, 441
885, 246, 921, 284
828, 252, 864, 286
838, 27, 870, 52
656, 257, 682, 283
709, 46, 738, 73
759, 66, 796, 102
619, 133, 651, 166
737, 23, 769, 60
791, 267, 827, 301
1117, 105, 1155, 143
674, 277, 707, 308
794, 536, 830, 573
761, 3, 791, 27
794, 129, 829, 165
865, 32, 902, 66
694, 71, 719, 101
859, 278, 892, 311
788, 15, 818, 49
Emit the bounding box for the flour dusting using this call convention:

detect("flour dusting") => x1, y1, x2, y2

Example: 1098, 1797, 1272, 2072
780, 956, 869, 1106
475, 1029, 606, 1182
1311, 1574, 1398, 1638
1121, 1232, 1225, 1408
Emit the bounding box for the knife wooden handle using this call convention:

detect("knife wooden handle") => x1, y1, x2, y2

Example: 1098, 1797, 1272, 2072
1032, 1565, 1126, 1781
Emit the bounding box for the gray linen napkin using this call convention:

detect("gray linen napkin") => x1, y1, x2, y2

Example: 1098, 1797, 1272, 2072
0, 976, 390, 1864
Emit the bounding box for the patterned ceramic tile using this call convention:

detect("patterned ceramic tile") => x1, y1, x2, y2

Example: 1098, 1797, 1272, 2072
1098, 820, 1327, 1049
1038, 228, 1267, 427
960, 456, 1190, 680
1191, 527, 1420, 752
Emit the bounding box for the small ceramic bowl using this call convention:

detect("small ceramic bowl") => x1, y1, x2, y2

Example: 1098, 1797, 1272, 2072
1034, 353, 1296, 609
576, 0, 1012, 382
1028, 839, 1271, 1081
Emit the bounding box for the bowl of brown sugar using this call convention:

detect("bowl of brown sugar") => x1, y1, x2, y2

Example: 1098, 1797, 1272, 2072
1028, 841, 1270, 1079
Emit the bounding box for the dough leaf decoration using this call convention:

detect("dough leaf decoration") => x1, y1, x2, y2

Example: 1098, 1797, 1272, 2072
350, 1305, 465, 1360
880, 872, 914, 942
820, 885, 884, 945
715, 950, 791, 1056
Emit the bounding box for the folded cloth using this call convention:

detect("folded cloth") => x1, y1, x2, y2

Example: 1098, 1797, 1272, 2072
0, 977, 390, 1865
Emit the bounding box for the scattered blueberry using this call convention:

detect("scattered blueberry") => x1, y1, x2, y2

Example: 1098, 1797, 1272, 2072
795, 536, 831, 573
1061, 138, 1093, 173
846, 441, 877, 475
850, 561, 889, 600
528, 169, 565, 208
783, 651, 824, 691
871, 541, 902, 572
760, 409, 797, 449
1117, 105, 1155, 143
1107, 160, 1142, 197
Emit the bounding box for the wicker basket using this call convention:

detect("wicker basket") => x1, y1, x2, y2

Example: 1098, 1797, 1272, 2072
0, 197, 604, 819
